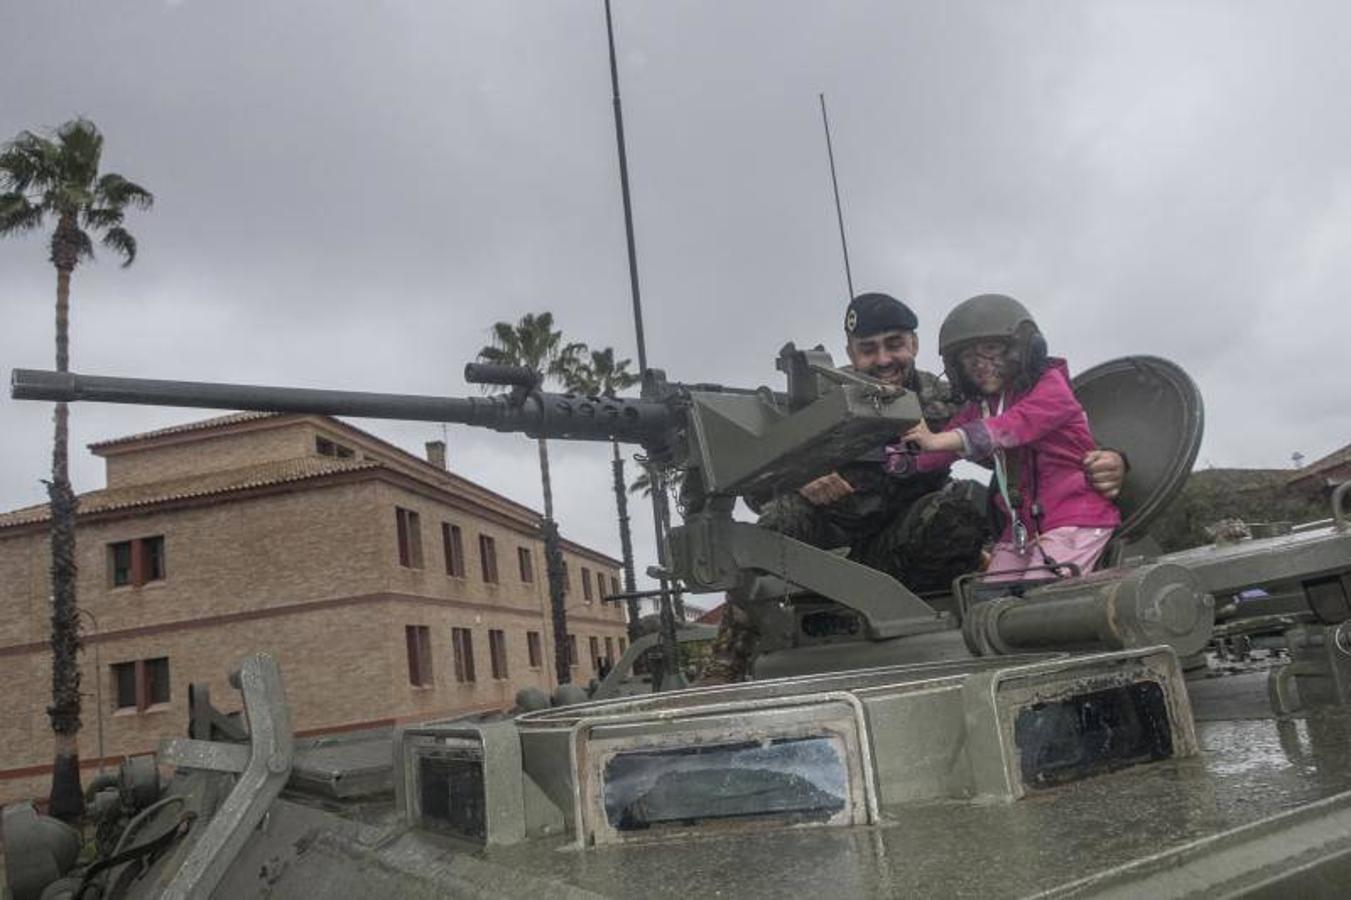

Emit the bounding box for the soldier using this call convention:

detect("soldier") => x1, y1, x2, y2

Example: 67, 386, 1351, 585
699, 292, 1126, 683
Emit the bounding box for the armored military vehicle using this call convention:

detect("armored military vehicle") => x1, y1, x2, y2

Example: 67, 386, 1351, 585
6, 347, 1351, 899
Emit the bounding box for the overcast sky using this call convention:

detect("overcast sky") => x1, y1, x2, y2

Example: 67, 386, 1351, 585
3, 1, 1350, 607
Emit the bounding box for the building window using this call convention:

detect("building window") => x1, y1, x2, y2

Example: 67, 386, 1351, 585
316, 435, 355, 459
611, 575, 620, 597
527, 631, 543, 668
589, 636, 601, 672
396, 508, 423, 569
405, 625, 433, 687
518, 546, 534, 583
566, 634, 578, 667
597, 571, 607, 602
605, 636, 615, 664
479, 535, 499, 584
111, 657, 171, 712
442, 523, 465, 577
452, 627, 476, 683
489, 629, 509, 680
618, 637, 627, 655
108, 536, 165, 588
582, 567, 594, 603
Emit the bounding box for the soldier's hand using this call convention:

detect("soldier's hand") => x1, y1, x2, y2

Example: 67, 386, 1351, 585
799, 472, 854, 506
1083, 449, 1126, 500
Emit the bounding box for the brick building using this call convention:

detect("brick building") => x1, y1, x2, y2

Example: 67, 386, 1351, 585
0, 412, 628, 803
1289, 442, 1351, 497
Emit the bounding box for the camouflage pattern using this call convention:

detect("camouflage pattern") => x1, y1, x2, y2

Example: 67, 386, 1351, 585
702, 367, 987, 684
910, 365, 964, 428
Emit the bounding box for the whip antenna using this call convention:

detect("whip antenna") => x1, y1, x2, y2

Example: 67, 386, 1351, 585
603, 0, 680, 681
819, 93, 855, 300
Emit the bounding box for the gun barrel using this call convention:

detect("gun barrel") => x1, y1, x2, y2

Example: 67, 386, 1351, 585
10, 369, 671, 443
463, 363, 540, 389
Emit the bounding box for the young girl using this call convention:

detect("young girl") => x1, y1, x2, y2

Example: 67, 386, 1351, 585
887, 294, 1120, 580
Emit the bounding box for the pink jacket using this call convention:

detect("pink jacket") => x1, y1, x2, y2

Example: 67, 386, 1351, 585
898, 359, 1120, 543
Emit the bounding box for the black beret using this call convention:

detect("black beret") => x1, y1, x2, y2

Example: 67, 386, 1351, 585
844, 292, 919, 338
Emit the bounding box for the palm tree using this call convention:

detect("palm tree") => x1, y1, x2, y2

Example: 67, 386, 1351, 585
557, 346, 642, 638
476, 313, 575, 684
0, 118, 153, 822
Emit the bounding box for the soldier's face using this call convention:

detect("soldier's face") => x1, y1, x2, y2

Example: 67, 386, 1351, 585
846, 329, 918, 385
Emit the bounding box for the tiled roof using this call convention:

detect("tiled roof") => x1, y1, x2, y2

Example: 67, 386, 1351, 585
695, 603, 725, 625
0, 457, 379, 529
1290, 443, 1351, 483
88, 412, 281, 450
9, 410, 620, 562
86, 409, 548, 525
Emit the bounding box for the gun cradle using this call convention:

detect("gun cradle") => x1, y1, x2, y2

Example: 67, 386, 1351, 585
682, 382, 921, 498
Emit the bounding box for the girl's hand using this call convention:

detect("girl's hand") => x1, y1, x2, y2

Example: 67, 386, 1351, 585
903, 419, 939, 451
903, 419, 964, 453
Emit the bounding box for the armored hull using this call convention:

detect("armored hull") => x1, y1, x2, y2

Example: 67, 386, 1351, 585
53, 643, 1350, 899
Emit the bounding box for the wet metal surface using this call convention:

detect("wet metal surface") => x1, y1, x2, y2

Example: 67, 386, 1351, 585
172, 672, 1351, 899
289, 729, 395, 799
468, 698, 1351, 898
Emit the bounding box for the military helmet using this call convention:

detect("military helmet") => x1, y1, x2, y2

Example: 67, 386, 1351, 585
937, 293, 1038, 356
939, 293, 1048, 399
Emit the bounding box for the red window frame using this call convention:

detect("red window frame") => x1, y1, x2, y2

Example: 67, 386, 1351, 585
405, 625, 433, 686
452, 627, 477, 683
479, 535, 499, 584
112, 657, 171, 711
489, 629, 509, 680
396, 508, 424, 569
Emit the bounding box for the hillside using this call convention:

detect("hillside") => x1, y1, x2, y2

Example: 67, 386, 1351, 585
1149, 468, 1330, 551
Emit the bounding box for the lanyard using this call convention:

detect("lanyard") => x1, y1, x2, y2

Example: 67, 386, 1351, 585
983, 394, 1029, 554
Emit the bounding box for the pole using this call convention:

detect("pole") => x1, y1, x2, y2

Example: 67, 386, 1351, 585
603, 0, 680, 682
76, 608, 104, 774
819, 93, 855, 301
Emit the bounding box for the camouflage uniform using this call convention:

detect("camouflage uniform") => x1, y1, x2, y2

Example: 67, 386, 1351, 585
702, 367, 990, 682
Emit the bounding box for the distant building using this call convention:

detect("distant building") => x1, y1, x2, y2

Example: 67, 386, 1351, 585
0, 413, 627, 804
693, 604, 724, 626
1288, 442, 1351, 497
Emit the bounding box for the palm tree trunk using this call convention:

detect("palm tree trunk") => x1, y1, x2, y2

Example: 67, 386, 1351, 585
610, 440, 640, 639
538, 438, 570, 685
48, 263, 84, 823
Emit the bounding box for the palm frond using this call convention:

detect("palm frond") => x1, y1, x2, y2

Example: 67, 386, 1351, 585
558, 341, 588, 363
0, 192, 45, 237
551, 341, 592, 391
0, 131, 62, 194
102, 226, 137, 266
94, 173, 153, 211
475, 345, 513, 365
586, 346, 639, 396
489, 321, 520, 354
483, 313, 565, 372
69, 229, 96, 264
55, 119, 103, 190
629, 470, 653, 497
82, 206, 124, 230
629, 467, 684, 497
42, 184, 91, 217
